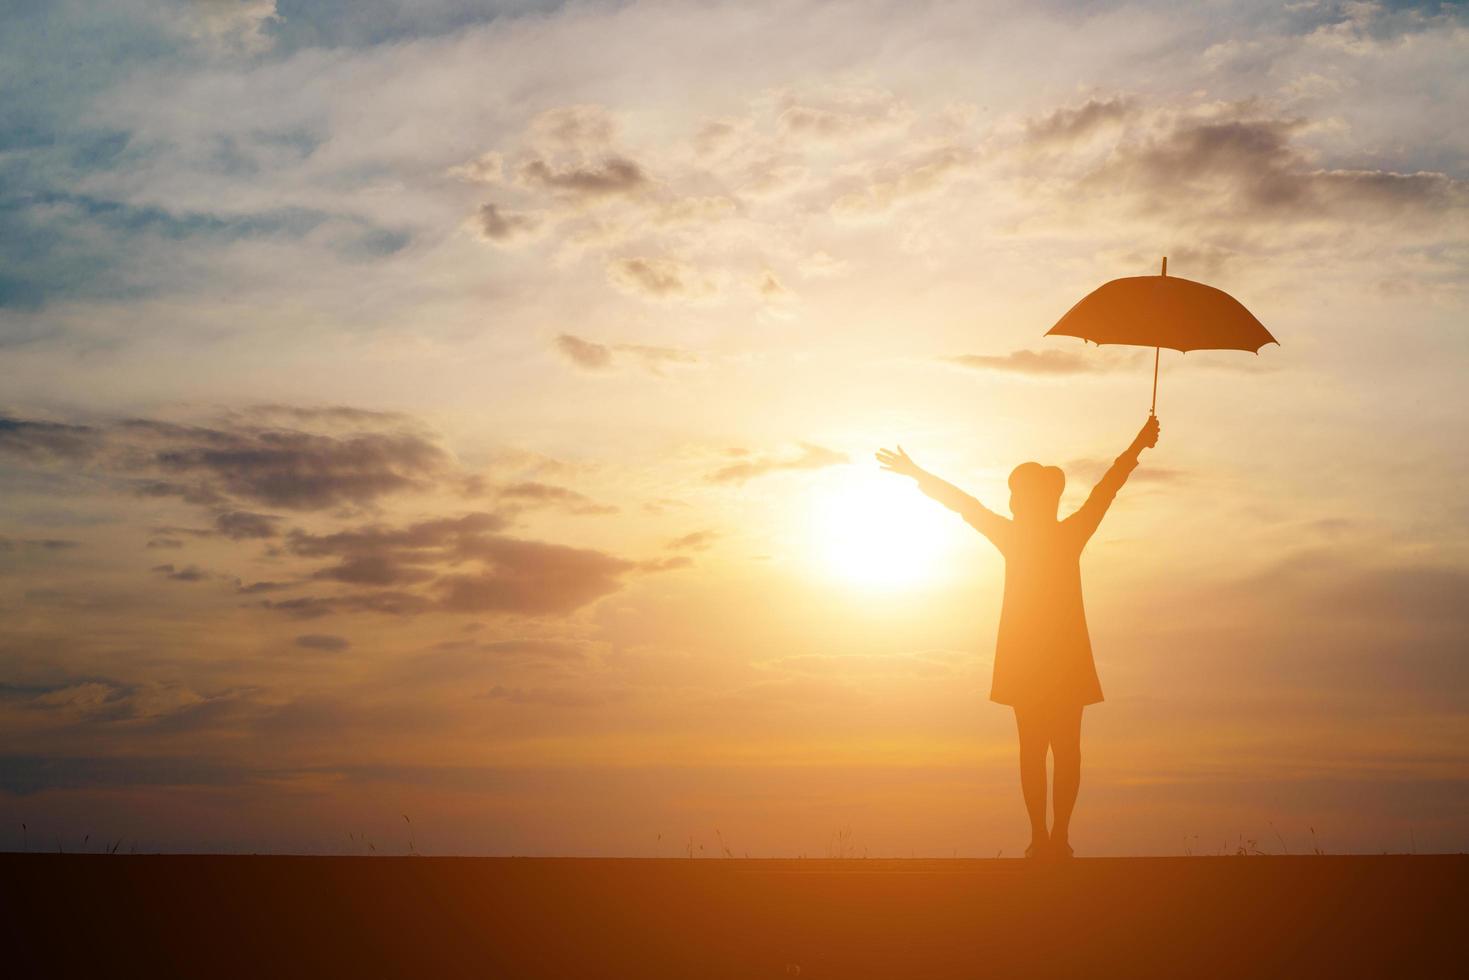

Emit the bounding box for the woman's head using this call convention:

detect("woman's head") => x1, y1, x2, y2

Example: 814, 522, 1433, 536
1008, 462, 1065, 520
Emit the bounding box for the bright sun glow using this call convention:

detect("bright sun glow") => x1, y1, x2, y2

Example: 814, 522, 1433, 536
808, 472, 961, 589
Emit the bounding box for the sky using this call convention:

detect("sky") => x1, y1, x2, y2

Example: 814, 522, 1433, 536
1, 0, 1467, 857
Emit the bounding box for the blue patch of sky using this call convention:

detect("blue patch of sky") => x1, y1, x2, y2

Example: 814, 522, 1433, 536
0, 2, 421, 313
264, 0, 582, 51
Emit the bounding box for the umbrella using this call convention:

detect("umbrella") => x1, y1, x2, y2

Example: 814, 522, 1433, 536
1045, 257, 1277, 414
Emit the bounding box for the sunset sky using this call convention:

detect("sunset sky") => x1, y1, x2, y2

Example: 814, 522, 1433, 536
2, 0, 1467, 857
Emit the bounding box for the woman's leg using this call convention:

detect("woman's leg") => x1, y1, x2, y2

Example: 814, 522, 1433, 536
1048, 704, 1085, 852
1013, 706, 1050, 852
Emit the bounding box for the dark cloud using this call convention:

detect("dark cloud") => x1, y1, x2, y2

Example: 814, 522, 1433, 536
134, 479, 228, 506
0, 537, 78, 552
474, 202, 540, 243
261, 590, 436, 619
295, 633, 350, 652
237, 580, 293, 595
1076, 107, 1467, 222
150, 563, 212, 582
666, 530, 718, 552
519, 156, 648, 198
1023, 96, 1136, 147
213, 510, 282, 540
145, 424, 448, 510
435, 536, 634, 615
287, 512, 510, 587
707, 443, 849, 484
236, 404, 423, 430
498, 481, 619, 516
0, 417, 100, 462
3, 410, 450, 513
946, 348, 1140, 376
267, 512, 638, 618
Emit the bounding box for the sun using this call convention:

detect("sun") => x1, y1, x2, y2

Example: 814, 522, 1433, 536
807, 470, 961, 590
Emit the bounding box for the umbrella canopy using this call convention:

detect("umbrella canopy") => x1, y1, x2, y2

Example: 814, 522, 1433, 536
1046, 271, 1277, 353
1044, 257, 1277, 413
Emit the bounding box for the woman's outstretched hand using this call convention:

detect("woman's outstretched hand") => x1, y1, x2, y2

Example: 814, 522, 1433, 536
876, 445, 925, 480
1134, 415, 1161, 450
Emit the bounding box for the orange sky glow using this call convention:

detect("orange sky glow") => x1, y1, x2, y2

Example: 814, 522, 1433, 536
2, 0, 1467, 857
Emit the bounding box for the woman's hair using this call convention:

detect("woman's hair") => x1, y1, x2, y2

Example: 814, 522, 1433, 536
1008, 462, 1065, 516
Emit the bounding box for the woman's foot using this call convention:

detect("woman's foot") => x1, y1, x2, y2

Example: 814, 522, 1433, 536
1051, 839, 1075, 858
1024, 838, 1049, 859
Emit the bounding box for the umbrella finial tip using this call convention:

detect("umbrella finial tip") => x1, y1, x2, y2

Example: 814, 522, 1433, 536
1161, 256, 1168, 277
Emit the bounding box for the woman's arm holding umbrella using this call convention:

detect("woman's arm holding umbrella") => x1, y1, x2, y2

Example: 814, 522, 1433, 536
876, 446, 1010, 547
1065, 416, 1161, 544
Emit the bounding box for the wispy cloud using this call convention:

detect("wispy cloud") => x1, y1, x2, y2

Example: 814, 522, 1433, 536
707, 444, 848, 484
945, 349, 1142, 376
552, 333, 700, 375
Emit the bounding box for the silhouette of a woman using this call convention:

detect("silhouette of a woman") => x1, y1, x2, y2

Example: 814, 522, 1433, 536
877, 415, 1160, 857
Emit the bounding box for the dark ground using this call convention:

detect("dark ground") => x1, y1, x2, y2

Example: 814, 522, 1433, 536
3, 854, 1465, 978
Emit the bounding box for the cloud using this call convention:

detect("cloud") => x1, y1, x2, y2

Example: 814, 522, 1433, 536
707, 443, 849, 484
946, 348, 1142, 376
473, 203, 541, 243
1065, 457, 1189, 486
518, 156, 649, 200
1055, 101, 1468, 224
552, 333, 700, 375
553, 333, 614, 370
606, 256, 714, 300
238, 580, 293, 594
1023, 96, 1136, 148
267, 512, 638, 618
0, 411, 451, 513
142, 423, 449, 511
636, 555, 694, 573
0, 418, 101, 462
262, 590, 436, 619
295, 633, 350, 652
177, 0, 280, 53
776, 89, 909, 140
483, 684, 609, 708
213, 510, 281, 540
0, 537, 78, 552
528, 105, 618, 153
150, 563, 213, 583
498, 481, 619, 515
478, 639, 585, 661
830, 144, 977, 216
287, 512, 511, 587
666, 530, 718, 552
614, 343, 702, 374
435, 537, 635, 615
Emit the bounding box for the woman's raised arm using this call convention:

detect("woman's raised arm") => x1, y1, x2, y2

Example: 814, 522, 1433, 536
876, 446, 1010, 549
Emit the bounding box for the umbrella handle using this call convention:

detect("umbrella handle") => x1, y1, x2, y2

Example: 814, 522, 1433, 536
1151, 257, 1165, 415
1150, 345, 1159, 416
